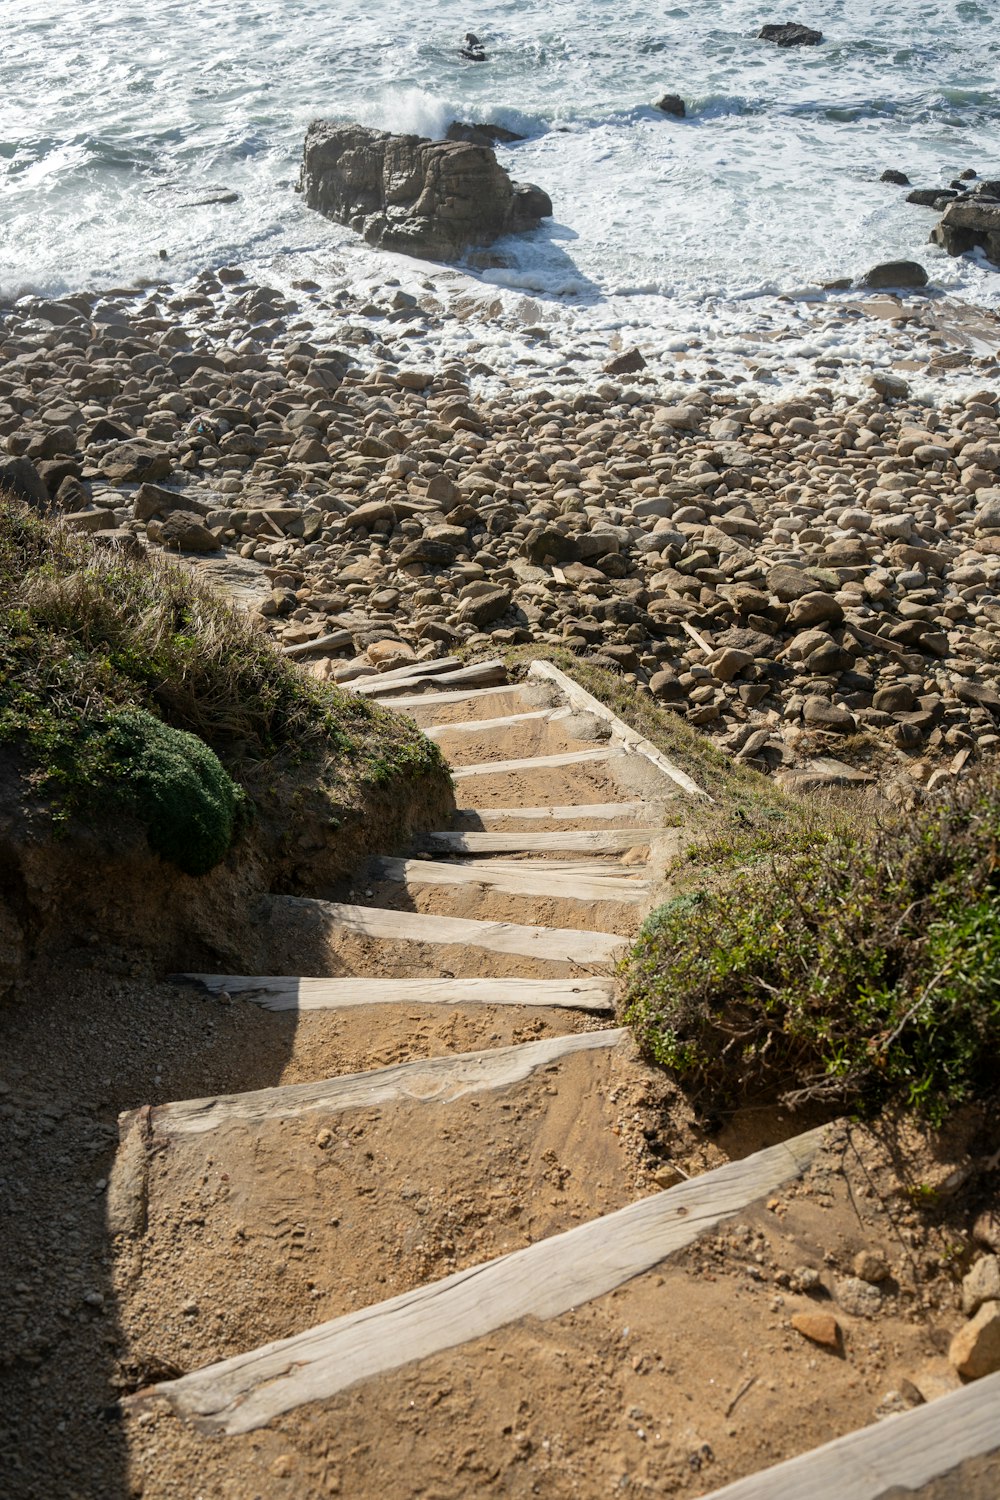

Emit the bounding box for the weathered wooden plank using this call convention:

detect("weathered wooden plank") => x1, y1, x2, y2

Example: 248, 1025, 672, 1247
379, 684, 535, 713
174, 975, 617, 1014
137, 1128, 825, 1435
527, 661, 710, 800
342, 655, 461, 689
457, 801, 654, 824
369, 856, 649, 901
148, 1029, 627, 1138
282, 629, 353, 659
269, 896, 627, 963
699, 1370, 1000, 1500
420, 828, 664, 855
350, 660, 507, 698
451, 747, 622, 780
425, 709, 553, 740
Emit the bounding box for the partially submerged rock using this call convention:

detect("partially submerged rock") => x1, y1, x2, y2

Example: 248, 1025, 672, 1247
655, 94, 686, 118
299, 122, 551, 262
860, 260, 929, 290
932, 197, 1000, 266
446, 121, 525, 147
758, 23, 823, 46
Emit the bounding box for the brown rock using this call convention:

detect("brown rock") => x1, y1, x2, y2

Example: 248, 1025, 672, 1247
300, 122, 551, 262
962, 1257, 1000, 1317
655, 94, 686, 118
949, 1301, 1000, 1379
604, 348, 647, 376
147, 511, 221, 552
791, 1311, 841, 1349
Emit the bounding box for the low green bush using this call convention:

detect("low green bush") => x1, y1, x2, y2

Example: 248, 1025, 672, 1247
622, 779, 1000, 1121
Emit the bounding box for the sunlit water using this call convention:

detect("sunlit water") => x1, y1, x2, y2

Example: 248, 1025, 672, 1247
3, 0, 999, 378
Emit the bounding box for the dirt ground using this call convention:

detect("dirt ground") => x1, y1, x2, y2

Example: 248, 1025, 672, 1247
5, 683, 998, 1500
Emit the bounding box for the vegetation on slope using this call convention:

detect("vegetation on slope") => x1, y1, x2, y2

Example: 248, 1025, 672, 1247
623, 776, 1000, 1122
0, 497, 444, 875
479, 645, 998, 1124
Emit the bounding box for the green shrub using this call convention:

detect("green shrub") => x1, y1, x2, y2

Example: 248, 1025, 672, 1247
85, 709, 245, 877
622, 779, 1000, 1121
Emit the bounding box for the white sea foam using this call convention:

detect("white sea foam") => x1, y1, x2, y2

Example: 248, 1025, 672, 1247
2, 0, 999, 386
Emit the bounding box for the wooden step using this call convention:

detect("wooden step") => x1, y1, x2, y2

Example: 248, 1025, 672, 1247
457, 801, 653, 825
368, 856, 649, 902
144, 1029, 627, 1138
270, 896, 627, 964
451, 747, 622, 780
699, 1369, 1000, 1500
341, 654, 460, 688
425, 709, 553, 739
380, 684, 536, 713
527, 660, 709, 800
350, 660, 507, 698
420, 828, 665, 855
174, 974, 616, 1014
132, 1127, 825, 1435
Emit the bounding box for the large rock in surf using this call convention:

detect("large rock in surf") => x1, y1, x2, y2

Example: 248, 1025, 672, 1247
299, 122, 551, 262
861, 260, 929, 289
758, 23, 823, 46
931, 198, 1000, 267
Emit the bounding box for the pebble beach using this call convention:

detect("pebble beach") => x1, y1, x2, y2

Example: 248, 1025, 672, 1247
4, 262, 1000, 797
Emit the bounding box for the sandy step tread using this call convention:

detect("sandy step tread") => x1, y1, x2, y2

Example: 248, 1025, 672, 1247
451, 747, 623, 779
141, 1028, 627, 1137
173, 974, 616, 1013
456, 801, 655, 825
420, 828, 665, 854
368, 855, 650, 902
132, 1127, 824, 1435
269, 896, 627, 963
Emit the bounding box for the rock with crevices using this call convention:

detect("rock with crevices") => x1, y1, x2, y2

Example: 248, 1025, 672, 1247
299, 122, 551, 262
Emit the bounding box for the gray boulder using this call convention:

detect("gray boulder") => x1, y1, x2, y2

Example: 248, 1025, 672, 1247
299, 122, 552, 262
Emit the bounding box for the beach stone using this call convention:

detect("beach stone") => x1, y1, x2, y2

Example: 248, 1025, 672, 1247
0, 455, 47, 506
787, 591, 844, 628
835, 1275, 883, 1318
854, 1250, 889, 1284
768, 563, 833, 602
146, 512, 221, 552
398, 537, 457, 567
456, 585, 511, 627
803, 697, 856, 733
604, 348, 646, 375
446, 121, 526, 148
880, 169, 911, 186
962, 1257, 1000, 1316
791, 1312, 841, 1349
101, 443, 172, 484
299, 122, 552, 262
649, 670, 684, 702
709, 647, 753, 682
949, 1302, 1000, 1379
758, 23, 823, 46
861, 260, 929, 289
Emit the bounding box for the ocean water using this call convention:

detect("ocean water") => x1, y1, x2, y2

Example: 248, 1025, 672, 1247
3, 0, 1000, 379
